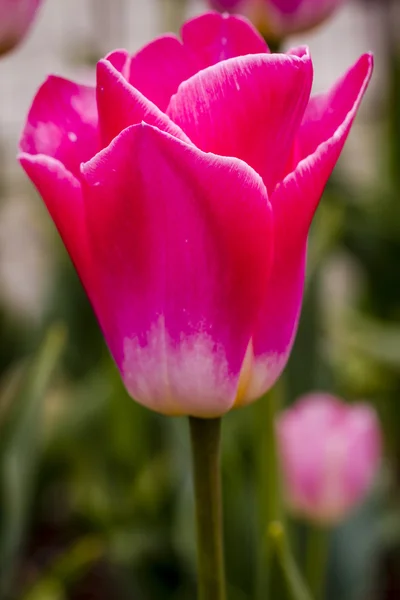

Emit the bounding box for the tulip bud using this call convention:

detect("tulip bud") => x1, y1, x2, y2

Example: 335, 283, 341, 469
0, 0, 43, 57
19, 12, 372, 417
277, 393, 381, 525
210, 0, 346, 39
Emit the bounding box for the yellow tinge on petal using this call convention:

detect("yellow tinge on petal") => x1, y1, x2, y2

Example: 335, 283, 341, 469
234, 339, 255, 408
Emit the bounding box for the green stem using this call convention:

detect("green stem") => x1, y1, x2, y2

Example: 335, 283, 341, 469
264, 389, 283, 524
265, 37, 283, 53
269, 522, 314, 600
189, 416, 226, 600
305, 526, 329, 600
256, 386, 284, 599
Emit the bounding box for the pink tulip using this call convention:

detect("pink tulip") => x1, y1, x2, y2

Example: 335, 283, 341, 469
277, 394, 382, 525
0, 0, 43, 56
210, 0, 345, 38
19, 12, 372, 417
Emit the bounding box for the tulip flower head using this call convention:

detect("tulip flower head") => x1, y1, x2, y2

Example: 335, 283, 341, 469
277, 394, 382, 525
0, 0, 43, 56
210, 0, 346, 38
19, 12, 372, 417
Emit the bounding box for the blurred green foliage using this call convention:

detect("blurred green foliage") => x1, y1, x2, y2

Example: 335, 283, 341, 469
1, 1, 400, 599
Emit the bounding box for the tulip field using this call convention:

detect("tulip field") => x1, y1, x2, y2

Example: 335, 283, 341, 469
0, 0, 399, 599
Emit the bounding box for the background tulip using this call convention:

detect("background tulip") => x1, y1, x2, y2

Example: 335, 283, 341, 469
19, 12, 372, 417
0, 0, 43, 56
210, 0, 346, 39
277, 393, 382, 525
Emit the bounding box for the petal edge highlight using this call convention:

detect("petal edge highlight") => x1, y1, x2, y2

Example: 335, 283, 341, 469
167, 51, 313, 193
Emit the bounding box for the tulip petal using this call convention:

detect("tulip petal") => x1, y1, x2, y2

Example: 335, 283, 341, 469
286, 44, 309, 58
276, 53, 373, 241
239, 54, 373, 404
343, 404, 381, 507
277, 395, 381, 524
81, 124, 272, 417
128, 35, 199, 111
19, 76, 98, 179
18, 153, 94, 295
167, 51, 312, 193
0, 0, 43, 56
293, 53, 373, 169
106, 14, 268, 111
96, 59, 191, 147
105, 49, 131, 78
181, 12, 269, 69
236, 249, 306, 405
277, 394, 346, 521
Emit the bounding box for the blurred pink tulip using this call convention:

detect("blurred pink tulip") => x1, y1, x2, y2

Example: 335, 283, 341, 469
0, 0, 43, 56
210, 0, 345, 38
277, 394, 382, 525
19, 13, 372, 417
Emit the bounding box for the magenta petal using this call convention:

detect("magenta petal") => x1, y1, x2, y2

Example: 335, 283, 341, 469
81, 124, 272, 417
0, 0, 43, 56
19, 76, 98, 179
167, 51, 312, 193
286, 44, 309, 58
18, 154, 94, 295
275, 53, 373, 246
342, 405, 382, 509
96, 59, 191, 147
293, 53, 374, 167
238, 249, 306, 405
105, 48, 131, 78
181, 12, 269, 69
128, 35, 199, 112
240, 54, 373, 404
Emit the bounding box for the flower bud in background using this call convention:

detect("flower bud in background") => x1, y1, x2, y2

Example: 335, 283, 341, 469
210, 0, 346, 40
0, 0, 43, 56
277, 393, 382, 525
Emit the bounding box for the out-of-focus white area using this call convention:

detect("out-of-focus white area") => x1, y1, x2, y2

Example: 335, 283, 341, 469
0, 194, 51, 322
0, 0, 390, 322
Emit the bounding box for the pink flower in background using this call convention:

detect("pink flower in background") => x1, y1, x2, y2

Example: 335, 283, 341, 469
277, 394, 382, 525
0, 0, 43, 56
210, 0, 345, 38
19, 12, 372, 417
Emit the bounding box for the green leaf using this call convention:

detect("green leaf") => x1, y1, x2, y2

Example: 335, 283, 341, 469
268, 521, 313, 600
0, 324, 66, 598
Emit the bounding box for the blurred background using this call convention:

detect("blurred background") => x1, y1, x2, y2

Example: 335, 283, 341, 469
0, 0, 399, 598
